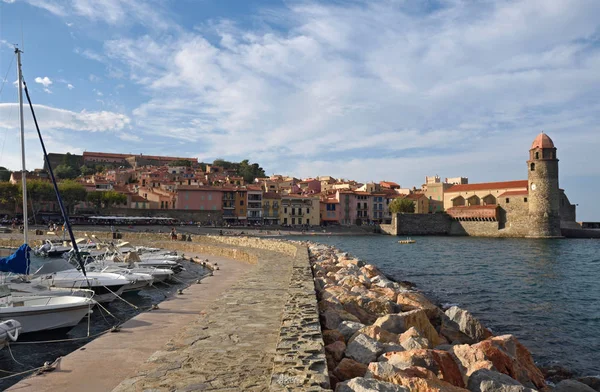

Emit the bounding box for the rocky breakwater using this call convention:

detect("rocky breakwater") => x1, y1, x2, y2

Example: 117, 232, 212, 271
309, 243, 596, 392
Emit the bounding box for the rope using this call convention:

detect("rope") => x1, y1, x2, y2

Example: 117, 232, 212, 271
6, 342, 25, 367
0, 54, 14, 97
102, 285, 138, 309
0, 364, 49, 381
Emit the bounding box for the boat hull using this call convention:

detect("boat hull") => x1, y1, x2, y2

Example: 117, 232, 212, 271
0, 296, 93, 334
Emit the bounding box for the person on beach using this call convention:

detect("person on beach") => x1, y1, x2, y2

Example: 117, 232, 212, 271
170, 227, 177, 241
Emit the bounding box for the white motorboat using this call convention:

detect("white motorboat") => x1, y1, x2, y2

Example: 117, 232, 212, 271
0, 284, 93, 334
8, 279, 95, 299
31, 260, 136, 303
0, 319, 21, 349
34, 239, 71, 257
2, 295, 93, 334
85, 261, 173, 283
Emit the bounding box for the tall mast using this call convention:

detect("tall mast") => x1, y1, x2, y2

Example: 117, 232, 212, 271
15, 47, 28, 244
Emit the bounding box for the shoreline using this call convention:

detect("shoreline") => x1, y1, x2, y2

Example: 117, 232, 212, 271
303, 240, 599, 391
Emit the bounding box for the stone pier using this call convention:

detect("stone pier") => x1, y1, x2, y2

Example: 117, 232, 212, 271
6, 236, 330, 392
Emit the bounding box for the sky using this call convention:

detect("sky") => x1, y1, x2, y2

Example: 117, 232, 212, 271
0, 0, 599, 220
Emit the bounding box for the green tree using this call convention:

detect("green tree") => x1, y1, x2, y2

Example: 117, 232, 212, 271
54, 164, 78, 179
389, 198, 415, 213
86, 191, 104, 211
212, 159, 236, 170
102, 191, 127, 207
0, 182, 19, 208
80, 165, 95, 176
58, 180, 87, 214
23, 180, 54, 223
0, 167, 11, 182
168, 159, 192, 167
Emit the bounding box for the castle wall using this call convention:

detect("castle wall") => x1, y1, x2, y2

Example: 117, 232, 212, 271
497, 197, 530, 237
449, 221, 500, 236
395, 213, 452, 235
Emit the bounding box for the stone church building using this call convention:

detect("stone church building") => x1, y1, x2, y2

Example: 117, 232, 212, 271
441, 133, 577, 238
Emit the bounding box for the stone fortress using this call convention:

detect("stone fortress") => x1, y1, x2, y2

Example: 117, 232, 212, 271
386, 133, 584, 238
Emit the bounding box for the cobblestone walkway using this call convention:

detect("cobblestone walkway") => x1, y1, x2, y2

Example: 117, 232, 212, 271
114, 249, 294, 392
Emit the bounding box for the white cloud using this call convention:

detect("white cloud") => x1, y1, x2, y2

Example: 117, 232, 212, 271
7, 0, 600, 218
0, 103, 130, 132
67, 83, 74, 90
89, 74, 100, 82
34, 76, 53, 87
118, 133, 141, 142
14, 0, 173, 29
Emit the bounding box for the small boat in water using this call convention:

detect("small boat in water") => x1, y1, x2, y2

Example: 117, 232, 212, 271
34, 239, 71, 257
398, 237, 416, 244
0, 282, 93, 334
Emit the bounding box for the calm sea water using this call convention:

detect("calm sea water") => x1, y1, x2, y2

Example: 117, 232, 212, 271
0, 255, 209, 390
293, 235, 600, 376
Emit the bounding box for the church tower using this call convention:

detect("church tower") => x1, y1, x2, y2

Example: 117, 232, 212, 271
527, 132, 562, 238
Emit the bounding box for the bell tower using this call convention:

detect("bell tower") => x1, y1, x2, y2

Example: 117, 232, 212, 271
527, 132, 562, 238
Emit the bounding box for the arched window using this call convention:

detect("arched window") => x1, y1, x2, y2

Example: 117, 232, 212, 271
530, 163, 535, 171
535, 151, 539, 159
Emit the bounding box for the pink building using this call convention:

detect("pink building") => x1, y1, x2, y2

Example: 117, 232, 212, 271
175, 186, 222, 212
320, 198, 341, 224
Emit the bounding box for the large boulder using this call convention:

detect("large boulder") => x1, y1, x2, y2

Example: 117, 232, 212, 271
577, 376, 600, 392
361, 264, 383, 279
334, 358, 368, 381
322, 309, 345, 330
363, 297, 397, 317
440, 314, 476, 345
368, 287, 399, 302
371, 275, 397, 289
396, 291, 439, 317
326, 340, 347, 363
382, 349, 465, 388
323, 329, 346, 345
467, 369, 537, 392
352, 325, 401, 345
335, 377, 410, 392
451, 335, 547, 391
444, 306, 492, 342
345, 334, 385, 364
368, 363, 469, 392
399, 327, 432, 350
374, 310, 442, 346
339, 321, 366, 342
554, 379, 597, 392
343, 300, 379, 325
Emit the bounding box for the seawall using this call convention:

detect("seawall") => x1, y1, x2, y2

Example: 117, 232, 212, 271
379, 213, 598, 238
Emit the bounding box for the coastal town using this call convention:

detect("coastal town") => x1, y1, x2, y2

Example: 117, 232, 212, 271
3, 149, 449, 227
2, 133, 593, 241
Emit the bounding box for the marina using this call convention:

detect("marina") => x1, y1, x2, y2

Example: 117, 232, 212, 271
0, 245, 210, 391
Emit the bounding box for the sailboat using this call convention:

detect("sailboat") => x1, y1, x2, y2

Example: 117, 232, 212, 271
0, 47, 95, 333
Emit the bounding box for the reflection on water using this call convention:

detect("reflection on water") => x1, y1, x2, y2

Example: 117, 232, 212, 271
292, 235, 600, 375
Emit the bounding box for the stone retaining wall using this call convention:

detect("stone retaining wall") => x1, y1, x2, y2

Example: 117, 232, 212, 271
270, 245, 330, 391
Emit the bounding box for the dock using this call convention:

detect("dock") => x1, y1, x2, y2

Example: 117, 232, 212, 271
6, 235, 329, 392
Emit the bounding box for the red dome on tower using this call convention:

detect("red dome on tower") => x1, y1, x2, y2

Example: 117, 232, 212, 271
531, 132, 554, 149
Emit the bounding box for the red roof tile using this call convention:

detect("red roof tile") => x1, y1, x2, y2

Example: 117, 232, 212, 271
531, 133, 554, 149
446, 180, 527, 193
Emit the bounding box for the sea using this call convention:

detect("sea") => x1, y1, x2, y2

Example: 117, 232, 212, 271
292, 235, 600, 376
0, 254, 209, 390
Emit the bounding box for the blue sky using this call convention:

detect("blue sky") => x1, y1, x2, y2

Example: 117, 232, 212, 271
0, 0, 599, 220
